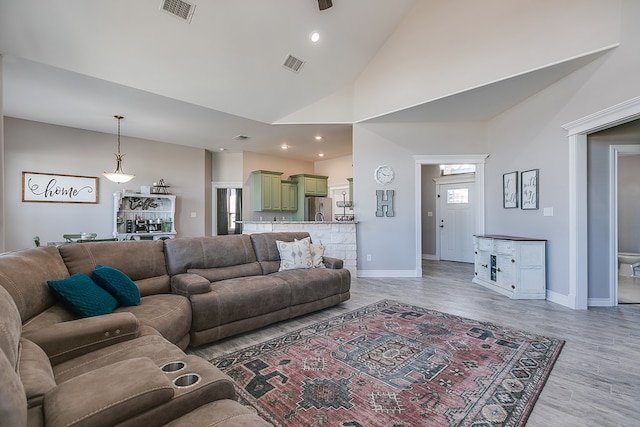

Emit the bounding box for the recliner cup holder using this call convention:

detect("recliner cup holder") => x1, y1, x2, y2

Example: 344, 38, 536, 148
160, 361, 186, 373
173, 373, 201, 388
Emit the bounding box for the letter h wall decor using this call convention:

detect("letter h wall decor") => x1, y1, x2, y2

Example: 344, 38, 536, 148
375, 190, 395, 217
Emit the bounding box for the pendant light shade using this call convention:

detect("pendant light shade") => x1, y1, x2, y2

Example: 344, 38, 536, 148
104, 115, 135, 184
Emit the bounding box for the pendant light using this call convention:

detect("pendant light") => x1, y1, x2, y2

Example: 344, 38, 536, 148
103, 115, 135, 184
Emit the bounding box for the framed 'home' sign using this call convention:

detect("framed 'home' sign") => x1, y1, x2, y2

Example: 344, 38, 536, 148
22, 171, 98, 204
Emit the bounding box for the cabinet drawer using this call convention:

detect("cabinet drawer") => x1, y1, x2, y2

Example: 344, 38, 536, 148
476, 238, 492, 251
494, 240, 515, 254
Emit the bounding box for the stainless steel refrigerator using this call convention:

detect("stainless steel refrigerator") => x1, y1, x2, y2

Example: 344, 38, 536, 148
305, 197, 332, 221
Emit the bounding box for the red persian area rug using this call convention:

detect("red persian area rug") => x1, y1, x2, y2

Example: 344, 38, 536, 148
209, 300, 564, 427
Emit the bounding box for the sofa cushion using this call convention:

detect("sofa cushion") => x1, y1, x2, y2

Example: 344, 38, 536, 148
44, 357, 174, 427
21, 304, 79, 337
164, 399, 273, 427
92, 265, 141, 306
189, 275, 291, 332
164, 235, 258, 276
115, 294, 192, 348
47, 273, 118, 317
250, 232, 311, 275
276, 239, 312, 271
0, 284, 22, 367
18, 338, 56, 408
273, 267, 351, 306
0, 350, 27, 427
59, 240, 170, 295
187, 263, 263, 283
0, 246, 69, 322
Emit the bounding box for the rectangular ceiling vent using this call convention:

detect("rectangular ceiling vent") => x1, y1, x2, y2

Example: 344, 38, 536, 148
282, 54, 305, 73
160, 0, 196, 23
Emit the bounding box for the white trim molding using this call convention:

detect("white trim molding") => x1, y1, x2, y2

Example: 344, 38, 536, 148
608, 144, 640, 307
562, 96, 640, 309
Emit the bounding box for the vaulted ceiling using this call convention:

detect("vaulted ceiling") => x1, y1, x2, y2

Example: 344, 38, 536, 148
0, 0, 608, 162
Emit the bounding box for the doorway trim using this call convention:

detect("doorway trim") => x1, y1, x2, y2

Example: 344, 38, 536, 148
609, 144, 640, 306
414, 154, 489, 277
562, 96, 640, 309
212, 181, 242, 236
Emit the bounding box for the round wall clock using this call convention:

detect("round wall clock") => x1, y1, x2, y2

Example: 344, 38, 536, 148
374, 165, 395, 185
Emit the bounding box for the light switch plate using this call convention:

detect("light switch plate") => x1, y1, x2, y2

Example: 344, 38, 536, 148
543, 207, 553, 217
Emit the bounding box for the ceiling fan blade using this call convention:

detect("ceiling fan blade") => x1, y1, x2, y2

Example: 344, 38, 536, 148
318, 0, 333, 11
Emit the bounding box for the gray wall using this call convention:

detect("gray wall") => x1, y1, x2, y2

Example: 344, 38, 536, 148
3, 117, 210, 250
352, 0, 640, 305
421, 165, 440, 257
619, 154, 640, 253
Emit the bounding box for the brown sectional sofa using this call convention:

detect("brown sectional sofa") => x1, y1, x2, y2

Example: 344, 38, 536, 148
0, 232, 350, 426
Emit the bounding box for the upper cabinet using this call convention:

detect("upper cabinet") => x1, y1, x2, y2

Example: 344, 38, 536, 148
252, 170, 283, 211
289, 174, 328, 197
281, 180, 298, 212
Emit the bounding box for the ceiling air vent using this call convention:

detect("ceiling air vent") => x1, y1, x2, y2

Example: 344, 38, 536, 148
233, 135, 250, 141
282, 54, 305, 73
160, 0, 196, 23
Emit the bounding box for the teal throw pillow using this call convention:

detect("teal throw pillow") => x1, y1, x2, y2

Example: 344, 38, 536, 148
47, 273, 118, 317
92, 265, 140, 307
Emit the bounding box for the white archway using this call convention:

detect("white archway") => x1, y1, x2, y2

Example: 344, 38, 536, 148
563, 96, 640, 309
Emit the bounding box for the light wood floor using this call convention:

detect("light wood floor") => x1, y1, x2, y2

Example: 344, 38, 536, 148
189, 260, 640, 427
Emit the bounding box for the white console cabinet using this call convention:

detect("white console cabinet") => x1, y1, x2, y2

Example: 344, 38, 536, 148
472, 235, 546, 299
113, 191, 176, 240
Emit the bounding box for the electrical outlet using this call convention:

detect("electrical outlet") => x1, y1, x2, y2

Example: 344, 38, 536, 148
366, 254, 372, 261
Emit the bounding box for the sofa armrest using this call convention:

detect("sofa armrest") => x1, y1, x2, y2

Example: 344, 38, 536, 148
171, 273, 211, 297
22, 312, 140, 365
43, 357, 174, 427
322, 256, 343, 269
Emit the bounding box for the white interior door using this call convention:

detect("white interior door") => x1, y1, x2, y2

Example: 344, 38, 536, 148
439, 182, 475, 263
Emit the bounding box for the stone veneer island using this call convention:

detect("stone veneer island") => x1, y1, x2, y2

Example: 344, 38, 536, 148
240, 221, 357, 275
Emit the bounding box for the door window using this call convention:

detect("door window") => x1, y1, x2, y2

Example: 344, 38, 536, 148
447, 188, 469, 204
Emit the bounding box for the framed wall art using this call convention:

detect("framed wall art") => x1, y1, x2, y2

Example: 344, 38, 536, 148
22, 171, 98, 204
502, 171, 518, 208
521, 169, 539, 210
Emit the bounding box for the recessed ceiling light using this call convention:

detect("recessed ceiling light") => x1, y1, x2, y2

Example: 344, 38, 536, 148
310, 32, 320, 43
281, 144, 289, 150
315, 135, 323, 141
318, 153, 325, 157
219, 148, 227, 151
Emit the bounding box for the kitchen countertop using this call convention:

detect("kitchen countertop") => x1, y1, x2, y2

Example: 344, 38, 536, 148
238, 221, 357, 224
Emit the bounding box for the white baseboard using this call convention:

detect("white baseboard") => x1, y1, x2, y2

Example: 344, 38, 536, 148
357, 270, 420, 278
587, 297, 614, 307
539, 290, 613, 309
545, 290, 572, 308
421, 254, 437, 260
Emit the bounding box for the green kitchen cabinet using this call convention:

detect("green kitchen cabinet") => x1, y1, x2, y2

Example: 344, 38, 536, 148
281, 181, 298, 212
289, 174, 329, 220
290, 174, 328, 197
252, 170, 282, 211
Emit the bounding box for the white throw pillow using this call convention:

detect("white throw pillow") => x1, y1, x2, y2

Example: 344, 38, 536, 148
309, 243, 325, 268
295, 237, 325, 268
277, 239, 313, 271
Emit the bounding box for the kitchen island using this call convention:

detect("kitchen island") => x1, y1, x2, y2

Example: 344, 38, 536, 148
240, 221, 357, 275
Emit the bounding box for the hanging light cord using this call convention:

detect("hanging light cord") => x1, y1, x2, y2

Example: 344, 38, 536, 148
115, 115, 124, 156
